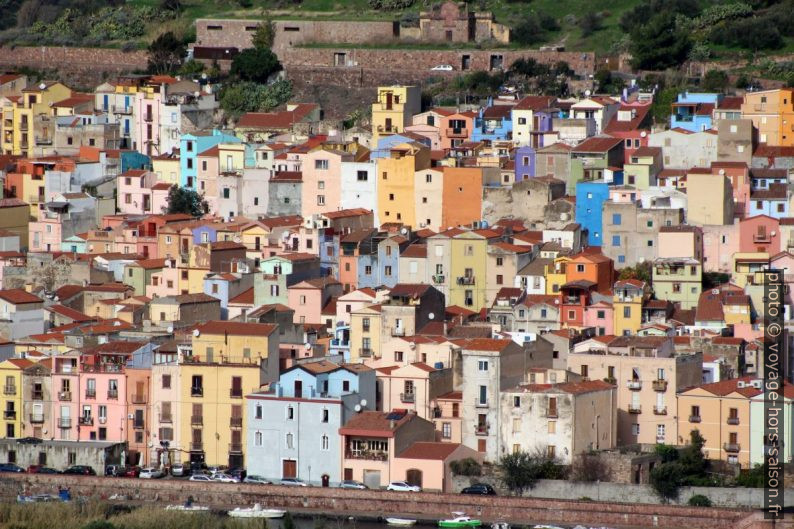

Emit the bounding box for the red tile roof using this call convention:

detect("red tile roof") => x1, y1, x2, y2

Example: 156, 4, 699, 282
45, 304, 92, 322
237, 104, 318, 129
572, 136, 623, 153
0, 289, 42, 304
451, 338, 512, 351
195, 321, 276, 336
339, 410, 415, 438
397, 441, 461, 460
229, 287, 254, 305
514, 96, 556, 111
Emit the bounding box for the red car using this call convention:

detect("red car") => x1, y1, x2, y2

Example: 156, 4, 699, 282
120, 466, 141, 478
27, 465, 59, 474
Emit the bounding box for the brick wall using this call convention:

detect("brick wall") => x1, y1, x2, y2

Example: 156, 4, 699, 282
0, 474, 755, 529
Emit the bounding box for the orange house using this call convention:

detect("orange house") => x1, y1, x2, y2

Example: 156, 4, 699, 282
441, 167, 483, 229
565, 252, 614, 292
439, 111, 476, 151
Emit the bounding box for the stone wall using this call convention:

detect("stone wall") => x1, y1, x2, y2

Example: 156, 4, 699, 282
0, 473, 754, 529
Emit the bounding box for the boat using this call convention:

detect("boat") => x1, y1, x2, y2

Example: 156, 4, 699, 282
386, 518, 417, 526
532, 526, 565, 529
228, 504, 286, 519
165, 504, 210, 512
439, 516, 482, 528
491, 522, 510, 529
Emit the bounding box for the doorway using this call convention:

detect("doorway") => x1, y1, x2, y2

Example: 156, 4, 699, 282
282, 459, 297, 478
406, 469, 422, 488
321, 474, 330, 487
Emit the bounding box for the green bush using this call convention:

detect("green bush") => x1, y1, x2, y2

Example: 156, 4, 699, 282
688, 494, 712, 507
450, 458, 482, 476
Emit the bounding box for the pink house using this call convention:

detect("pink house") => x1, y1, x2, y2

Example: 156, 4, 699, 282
117, 170, 158, 215
584, 301, 614, 336
145, 262, 185, 298
739, 215, 781, 255
702, 223, 740, 273
392, 442, 482, 492
376, 362, 449, 422
711, 162, 751, 219
151, 182, 171, 216
77, 347, 129, 442
406, 109, 448, 150
287, 277, 343, 324
134, 92, 162, 156
301, 148, 352, 218
52, 352, 80, 440
197, 147, 220, 213
28, 209, 63, 253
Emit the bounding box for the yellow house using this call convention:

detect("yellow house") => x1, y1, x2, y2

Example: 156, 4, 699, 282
740, 89, 794, 146
732, 252, 770, 289
0, 358, 33, 438
8, 82, 71, 157
377, 142, 431, 228
180, 320, 279, 467
349, 304, 382, 362
545, 256, 570, 295
623, 147, 661, 190
613, 279, 649, 336
371, 85, 421, 144
448, 231, 487, 311
687, 171, 734, 226
238, 222, 270, 260
152, 155, 181, 185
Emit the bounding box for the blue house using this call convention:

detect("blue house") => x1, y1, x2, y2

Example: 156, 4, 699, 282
192, 224, 220, 245
670, 92, 722, 132
750, 168, 787, 190
576, 180, 612, 246
180, 130, 240, 189
370, 133, 431, 159
120, 150, 150, 173
376, 237, 401, 288
471, 98, 513, 142
749, 184, 790, 219
514, 145, 536, 181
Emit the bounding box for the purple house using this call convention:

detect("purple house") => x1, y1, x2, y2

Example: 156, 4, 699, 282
515, 145, 536, 181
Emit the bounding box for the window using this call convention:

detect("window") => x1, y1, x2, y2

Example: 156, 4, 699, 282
612, 213, 622, 225
322, 409, 329, 423
442, 422, 451, 439
478, 360, 489, 371
548, 421, 556, 434
384, 265, 392, 276
691, 405, 700, 419
623, 306, 631, 318
315, 159, 329, 170
255, 405, 262, 419
618, 255, 625, 264
512, 418, 521, 433
547, 445, 556, 458
255, 431, 262, 446
322, 435, 329, 450
513, 396, 520, 407
656, 424, 665, 441
286, 433, 294, 449
357, 170, 368, 181
632, 424, 640, 436
647, 240, 653, 247
496, 274, 503, 285
478, 385, 487, 405
317, 195, 325, 206
612, 235, 621, 247
162, 375, 171, 389
395, 351, 403, 362
597, 310, 605, 319
287, 406, 294, 420
318, 180, 325, 190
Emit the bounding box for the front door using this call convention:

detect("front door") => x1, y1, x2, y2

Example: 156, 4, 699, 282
343, 468, 353, 481
321, 474, 330, 487
406, 469, 422, 488
282, 459, 297, 478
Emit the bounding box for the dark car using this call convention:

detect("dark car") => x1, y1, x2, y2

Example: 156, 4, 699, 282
461, 483, 496, 495
27, 465, 59, 474
228, 468, 247, 481
62, 465, 96, 476
0, 463, 25, 473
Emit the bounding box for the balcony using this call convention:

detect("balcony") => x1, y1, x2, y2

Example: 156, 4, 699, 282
35, 136, 52, 145
131, 393, 146, 404
85, 389, 96, 399
753, 233, 771, 243
98, 417, 107, 425
230, 417, 242, 428
58, 391, 72, 402
19, 121, 28, 131
546, 408, 558, 418
3, 385, 15, 395
727, 417, 740, 425
191, 415, 203, 426
159, 414, 172, 424
475, 424, 489, 436
79, 416, 94, 426
190, 442, 203, 452
376, 125, 398, 133
656, 435, 666, 444
653, 406, 667, 415
391, 327, 405, 337
29, 413, 44, 424
432, 274, 445, 284
346, 450, 388, 461
627, 380, 642, 390
723, 442, 741, 453
229, 389, 243, 399
4, 410, 16, 420
113, 105, 132, 114
57, 418, 72, 428
359, 348, 372, 357
652, 379, 668, 392
628, 404, 642, 414
107, 389, 118, 400
400, 392, 415, 403
133, 421, 144, 430
457, 276, 475, 286
144, 114, 153, 123
229, 443, 243, 454
191, 387, 203, 397
603, 377, 616, 385
474, 398, 488, 408
446, 127, 468, 138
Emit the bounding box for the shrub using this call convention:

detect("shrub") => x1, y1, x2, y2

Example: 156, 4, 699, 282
450, 458, 482, 477
570, 453, 611, 483
688, 494, 713, 507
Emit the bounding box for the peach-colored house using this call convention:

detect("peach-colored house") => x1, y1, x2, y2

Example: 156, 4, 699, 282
432, 390, 462, 443
739, 215, 781, 255
150, 182, 171, 216
336, 288, 379, 325
583, 301, 614, 336
701, 223, 739, 273
658, 225, 704, 261
288, 277, 343, 325
440, 111, 476, 151
301, 148, 352, 218
376, 362, 452, 422
117, 169, 158, 215
391, 441, 482, 492
711, 162, 751, 219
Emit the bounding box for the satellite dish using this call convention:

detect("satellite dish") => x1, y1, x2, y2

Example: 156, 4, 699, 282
409, 342, 416, 349
354, 404, 362, 412
167, 325, 174, 333
360, 399, 367, 407
640, 131, 647, 138
585, 89, 592, 97
400, 227, 408, 235
193, 329, 200, 337
39, 82, 46, 90
428, 312, 435, 320
305, 343, 312, 350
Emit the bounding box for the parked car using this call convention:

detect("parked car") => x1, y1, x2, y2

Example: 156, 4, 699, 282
27, 465, 59, 474
120, 466, 141, 478
461, 483, 496, 495
212, 472, 240, 483
243, 475, 270, 485
228, 468, 247, 481
171, 463, 189, 477
340, 480, 367, 490
280, 478, 308, 487
0, 463, 25, 473
386, 481, 421, 492
105, 465, 123, 477
139, 467, 164, 479
188, 474, 213, 482
62, 465, 96, 476
431, 64, 454, 71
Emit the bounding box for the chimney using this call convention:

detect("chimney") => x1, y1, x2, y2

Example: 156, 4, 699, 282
389, 420, 396, 429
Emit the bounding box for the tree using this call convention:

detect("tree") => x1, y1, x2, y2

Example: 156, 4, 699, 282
230, 46, 282, 83
701, 70, 729, 93
159, 0, 183, 13
650, 461, 685, 502
570, 452, 611, 482
450, 458, 482, 476
252, 19, 276, 50
147, 31, 185, 74
650, 86, 679, 124
688, 494, 712, 507
579, 12, 602, 37
498, 449, 565, 495
511, 12, 559, 46
166, 185, 207, 217
630, 12, 691, 70
617, 262, 651, 283
220, 79, 293, 120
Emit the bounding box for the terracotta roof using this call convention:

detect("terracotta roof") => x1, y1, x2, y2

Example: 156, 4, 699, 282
482, 105, 513, 119
84, 341, 146, 355
751, 183, 787, 200
686, 376, 762, 398
604, 104, 651, 133
514, 379, 614, 395
491, 242, 532, 254
260, 215, 303, 229
339, 410, 415, 437
514, 96, 556, 111
389, 284, 432, 298
271, 171, 302, 182
45, 304, 92, 322
323, 208, 371, 219
229, 287, 254, 305
753, 144, 794, 158
4, 358, 34, 369
195, 321, 276, 336
237, 104, 318, 129
572, 136, 623, 153
400, 244, 427, 258
451, 338, 512, 351
133, 258, 167, 270
446, 305, 477, 317
437, 390, 462, 400
494, 287, 524, 300
0, 198, 28, 208
397, 442, 461, 460
0, 289, 41, 304
210, 240, 246, 250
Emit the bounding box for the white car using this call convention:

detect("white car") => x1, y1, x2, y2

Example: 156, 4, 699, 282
243, 475, 271, 485
139, 467, 164, 479
386, 481, 421, 492
212, 472, 240, 483
280, 478, 308, 487
431, 64, 454, 71
188, 474, 213, 482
